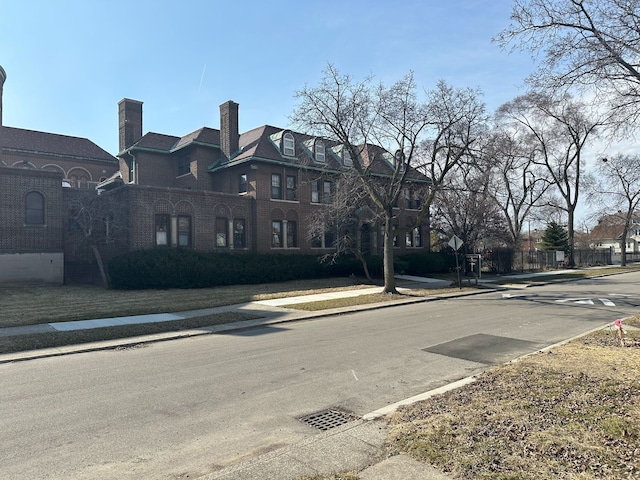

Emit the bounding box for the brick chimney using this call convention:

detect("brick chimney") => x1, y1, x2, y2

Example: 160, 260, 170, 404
118, 98, 143, 152
0, 65, 6, 127
220, 100, 239, 160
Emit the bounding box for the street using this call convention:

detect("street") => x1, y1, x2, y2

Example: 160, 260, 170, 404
2, 272, 639, 480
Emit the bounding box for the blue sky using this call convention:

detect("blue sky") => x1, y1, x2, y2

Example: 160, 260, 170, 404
0, 0, 535, 155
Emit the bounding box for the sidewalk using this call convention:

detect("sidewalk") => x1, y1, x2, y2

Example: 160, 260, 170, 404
0, 269, 613, 480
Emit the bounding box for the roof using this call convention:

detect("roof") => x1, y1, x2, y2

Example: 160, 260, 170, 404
590, 212, 640, 240
125, 127, 221, 154
209, 125, 431, 183
124, 121, 430, 184
0, 126, 116, 164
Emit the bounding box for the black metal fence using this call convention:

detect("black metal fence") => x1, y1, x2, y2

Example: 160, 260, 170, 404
480, 248, 613, 274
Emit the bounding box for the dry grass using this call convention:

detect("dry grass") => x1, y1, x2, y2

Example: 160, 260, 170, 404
385, 319, 640, 479
0, 278, 369, 327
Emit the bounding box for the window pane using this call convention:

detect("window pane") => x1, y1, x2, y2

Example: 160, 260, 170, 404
216, 217, 228, 247
178, 216, 191, 247
286, 175, 296, 201
315, 142, 325, 162
155, 214, 170, 246
271, 174, 282, 199
25, 192, 44, 225
239, 174, 247, 193
233, 218, 246, 248
322, 181, 331, 204
311, 181, 319, 203
272, 221, 282, 247
283, 133, 295, 156
287, 221, 297, 247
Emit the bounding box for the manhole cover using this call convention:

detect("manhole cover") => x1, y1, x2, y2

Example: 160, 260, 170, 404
298, 409, 359, 431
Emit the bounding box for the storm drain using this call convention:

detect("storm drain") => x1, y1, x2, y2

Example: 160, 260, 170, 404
298, 409, 359, 431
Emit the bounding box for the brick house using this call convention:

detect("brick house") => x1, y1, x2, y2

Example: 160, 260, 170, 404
103, 98, 431, 258
0, 63, 430, 284
0, 66, 119, 283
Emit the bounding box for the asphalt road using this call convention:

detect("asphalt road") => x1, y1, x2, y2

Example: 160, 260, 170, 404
2, 272, 639, 480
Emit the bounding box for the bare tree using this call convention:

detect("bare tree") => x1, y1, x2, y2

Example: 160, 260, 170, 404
431, 165, 511, 253
497, 92, 601, 266
292, 66, 486, 293
496, 0, 640, 130
585, 153, 640, 265
67, 189, 127, 287
484, 128, 552, 249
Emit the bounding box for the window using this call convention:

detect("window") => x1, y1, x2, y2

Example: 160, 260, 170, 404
238, 173, 247, 194
405, 189, 421, 210
322, 181, 332, 204
272, 220, 283, 247
311, 229, 335, 249
315, 141, 325, 163
287, 221, 298, 248
271, 173, 282, 199
25, 192, 44, 225
216, 217, 228, 247
283, 132, 295, 156
233, 218, 246, 248
178, 216, 191, 246
343, 148, 353, 166
155, 214, 170, 246
286, 175, 297, 201
178, 156, 191, 176
311, 180, 332, 204
413, 227, 422, 247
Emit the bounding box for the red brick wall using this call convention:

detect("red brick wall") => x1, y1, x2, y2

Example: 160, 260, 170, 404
0, 166, 64, 251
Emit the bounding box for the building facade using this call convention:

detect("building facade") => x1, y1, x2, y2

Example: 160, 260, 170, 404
0, 65, 430, 284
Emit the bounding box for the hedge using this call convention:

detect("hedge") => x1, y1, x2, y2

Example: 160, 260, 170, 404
107, 249, 455, 289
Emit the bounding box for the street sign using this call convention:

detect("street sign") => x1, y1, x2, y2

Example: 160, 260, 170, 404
448, 235, 463, 251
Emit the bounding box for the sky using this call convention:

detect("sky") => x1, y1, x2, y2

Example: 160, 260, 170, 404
0, 0, 536, 156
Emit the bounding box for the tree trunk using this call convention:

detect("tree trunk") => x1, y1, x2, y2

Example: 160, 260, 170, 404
567, 209, 575, 267
620, 227, 628, 267
91, 244, 109, 288
353, 249, 373, 282
382, 217, 398, 294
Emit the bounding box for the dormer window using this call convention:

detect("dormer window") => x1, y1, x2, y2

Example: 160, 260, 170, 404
343, 148, 353, 167
283, 132, 295, 157
314, 140, 325, 163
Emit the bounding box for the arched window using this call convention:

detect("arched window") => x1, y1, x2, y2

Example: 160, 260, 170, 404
283, 132, 295, 156
25, 192, 44, 225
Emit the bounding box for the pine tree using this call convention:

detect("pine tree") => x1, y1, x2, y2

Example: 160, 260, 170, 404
540, 221, 569, 252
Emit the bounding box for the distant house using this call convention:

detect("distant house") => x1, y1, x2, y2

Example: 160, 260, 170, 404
590, 213, 640, 254
0, 65, 431, 284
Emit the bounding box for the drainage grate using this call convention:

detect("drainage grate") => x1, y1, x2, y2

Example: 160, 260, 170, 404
298, 409, 359, 431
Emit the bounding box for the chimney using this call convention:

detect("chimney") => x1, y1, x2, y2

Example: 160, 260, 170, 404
0, 65, 6, 127
118, 98, 143, 152
220, 100, 239, 160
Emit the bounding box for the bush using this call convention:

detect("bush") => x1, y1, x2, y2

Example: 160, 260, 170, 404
396, 252, 454, 275
108, 249, 331, 289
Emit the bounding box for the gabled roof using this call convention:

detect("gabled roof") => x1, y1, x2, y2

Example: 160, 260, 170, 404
0, 126, 116, 164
